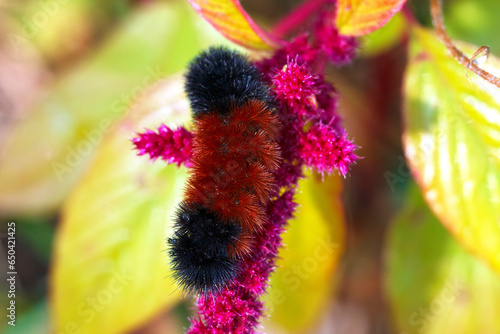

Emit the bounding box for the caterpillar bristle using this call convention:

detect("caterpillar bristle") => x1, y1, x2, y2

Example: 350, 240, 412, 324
169, 47, 281, 295
168, 204, 241, 294
185, 46, 273, 118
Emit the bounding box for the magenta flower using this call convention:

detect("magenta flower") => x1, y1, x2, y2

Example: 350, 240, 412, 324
313, 11, 358, 65
272, 58, 319, 111
299, 124, 359, 176
257, 34, 317, 75
132, 125, 192, 166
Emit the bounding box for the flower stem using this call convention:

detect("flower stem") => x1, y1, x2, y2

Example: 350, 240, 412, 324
272, 0, 326, 38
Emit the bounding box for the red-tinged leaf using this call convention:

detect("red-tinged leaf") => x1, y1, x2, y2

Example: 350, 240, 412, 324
336, 0, 407, 36
187, 0, 281, 50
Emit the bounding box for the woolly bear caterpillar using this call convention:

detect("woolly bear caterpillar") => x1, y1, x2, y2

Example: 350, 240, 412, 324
168, 47, 281, 294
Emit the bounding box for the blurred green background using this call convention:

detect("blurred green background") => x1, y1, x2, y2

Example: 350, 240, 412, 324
1, 0, 499, 333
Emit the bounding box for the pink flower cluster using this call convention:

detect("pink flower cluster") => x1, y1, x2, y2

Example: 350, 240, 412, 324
264, 42, 358, 178
314, 11, 357, 65
132, 125, 192, 166
271, 59, 319, 110
299, 125, 358, 176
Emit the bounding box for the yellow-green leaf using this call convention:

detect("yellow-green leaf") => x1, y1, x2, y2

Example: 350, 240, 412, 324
264, 173, 345, 332
6, 0, 130, 63
187, 0, 280, 50
386, 184, 500, 334
51, 77, 190, 334
336, 0, 407, 36
403, 27, 500, 275
0, 1, 220, 216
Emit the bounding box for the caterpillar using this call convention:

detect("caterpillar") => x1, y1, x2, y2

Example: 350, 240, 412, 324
168, 47, 281, 294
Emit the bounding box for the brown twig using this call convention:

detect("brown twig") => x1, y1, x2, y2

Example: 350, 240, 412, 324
430, 0, 500, 87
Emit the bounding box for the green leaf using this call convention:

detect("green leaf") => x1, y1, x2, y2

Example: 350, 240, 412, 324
403, 27, 500, 276
51, 77, 190, 334
0, 1, 222, 216
3, 300, 50, 334
386, 184, 500, 334
265, 173, 345, 332
16, 217, 55, 262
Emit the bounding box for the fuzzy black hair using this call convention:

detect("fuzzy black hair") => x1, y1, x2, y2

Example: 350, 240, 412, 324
185, 46, 273, 118
168, 203, 242, 294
